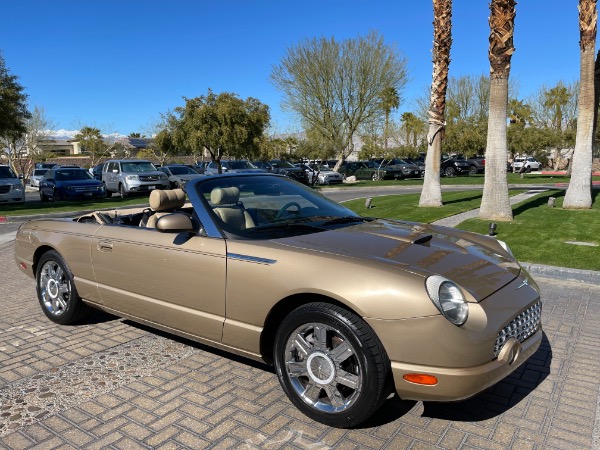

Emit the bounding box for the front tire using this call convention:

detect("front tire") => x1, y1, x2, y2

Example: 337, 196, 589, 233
273, 303, 390, 428
371, 172, 381, 181
36, 250, 89, 324
119, 183, 128, 198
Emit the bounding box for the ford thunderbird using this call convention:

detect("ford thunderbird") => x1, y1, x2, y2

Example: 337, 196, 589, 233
14, 173, 542, 427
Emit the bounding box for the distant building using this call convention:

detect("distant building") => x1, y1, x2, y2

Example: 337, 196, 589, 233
37, 139, 82, 156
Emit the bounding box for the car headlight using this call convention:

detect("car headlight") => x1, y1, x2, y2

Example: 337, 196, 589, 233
126, 175, 139, 181
12, 184, 24, 192
159, 174, 167, 180
426, 275, 469, 326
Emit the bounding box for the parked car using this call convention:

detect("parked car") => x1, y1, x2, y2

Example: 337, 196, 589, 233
102, 159, 169, 197
29, 168, 49, 187
0, 165, 25, 204
35, 162, 58, 170
338, 161, 405, 181
461, 155, 486, 174
252, 160, 309, 184
371, 158, 422, 179
14, 173, 542, 427
404, 158, 426, 177
512, 157, 542, 173
295, 164, 344, 185
205, 160, 265, 175
194, 161, 210, 174
441, 157, 471, 177
159, 164, 204, 190
39, 167, 105, 201
90, 163, 104, 181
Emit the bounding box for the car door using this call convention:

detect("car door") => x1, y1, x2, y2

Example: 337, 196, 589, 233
91, 226, 227, 342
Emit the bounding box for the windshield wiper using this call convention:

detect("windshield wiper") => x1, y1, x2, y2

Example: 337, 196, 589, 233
246, 222, 325, 233
321, 216, 373, 226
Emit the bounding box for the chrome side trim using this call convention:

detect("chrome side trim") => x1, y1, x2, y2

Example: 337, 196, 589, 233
228, 253, 277, 265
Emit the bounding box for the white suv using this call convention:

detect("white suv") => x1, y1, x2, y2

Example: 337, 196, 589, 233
0, 165, 25, 204
512, 157, 542, 173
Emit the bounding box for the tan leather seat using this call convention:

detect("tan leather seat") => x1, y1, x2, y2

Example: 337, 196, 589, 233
146, 189, 186, 228
211, 187, 255, 230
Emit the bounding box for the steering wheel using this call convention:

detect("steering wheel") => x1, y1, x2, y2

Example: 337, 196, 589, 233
275, 202, 302, 220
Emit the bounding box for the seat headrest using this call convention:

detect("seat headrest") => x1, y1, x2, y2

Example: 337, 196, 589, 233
149, 189, 186, 212
211, 187, 240, 205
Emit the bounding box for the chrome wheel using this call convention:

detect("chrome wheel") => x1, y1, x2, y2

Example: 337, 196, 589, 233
35, 250, 88, 324
38, 260, 70, 317
284, 322, 362, 413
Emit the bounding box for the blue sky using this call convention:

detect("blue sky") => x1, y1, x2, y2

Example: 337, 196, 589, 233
0, 0, 587, 136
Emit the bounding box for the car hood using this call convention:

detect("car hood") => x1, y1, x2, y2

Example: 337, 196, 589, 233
58, 179, 102, 187
0, 179, 20, 186
177, 174, 204, 180
278, 219, 520, 301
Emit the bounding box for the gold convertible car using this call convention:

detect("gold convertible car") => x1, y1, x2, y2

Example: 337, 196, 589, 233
14, 173, 542, 427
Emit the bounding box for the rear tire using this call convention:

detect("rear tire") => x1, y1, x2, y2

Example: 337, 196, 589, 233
273, 303, 390, 428
444, 167, 456, 177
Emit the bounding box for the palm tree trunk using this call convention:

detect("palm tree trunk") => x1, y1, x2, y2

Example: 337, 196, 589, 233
479, 0, 515, 221
564, 0, 596, 209
479, 78, 512, 219
419, 0, 452, 208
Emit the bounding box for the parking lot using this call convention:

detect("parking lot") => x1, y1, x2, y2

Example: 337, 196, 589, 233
1, 236, 599, 449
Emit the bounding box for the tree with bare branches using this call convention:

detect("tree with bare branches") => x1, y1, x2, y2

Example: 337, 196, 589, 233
479, 0, 516, 221
419, 0, 453, 207
564, 0, 597, 209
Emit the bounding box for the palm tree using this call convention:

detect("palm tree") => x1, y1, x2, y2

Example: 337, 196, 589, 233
543, 83, 571, 130
564, 0, 597, 209
380, 87, 400, 150
128, 132, 142, 138
479, 0, 516, 221
419, 0, 452, 208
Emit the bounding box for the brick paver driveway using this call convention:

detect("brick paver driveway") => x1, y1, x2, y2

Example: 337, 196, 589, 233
1, 240, 599, 449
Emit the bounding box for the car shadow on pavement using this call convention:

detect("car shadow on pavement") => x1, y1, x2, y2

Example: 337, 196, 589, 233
359, 332, 551, 428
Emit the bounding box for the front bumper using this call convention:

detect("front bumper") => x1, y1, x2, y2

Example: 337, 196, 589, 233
125, 181, 170, 193
390, 330, 541, 401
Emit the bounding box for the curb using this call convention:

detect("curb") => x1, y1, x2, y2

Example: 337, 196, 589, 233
523, 262, 600, 284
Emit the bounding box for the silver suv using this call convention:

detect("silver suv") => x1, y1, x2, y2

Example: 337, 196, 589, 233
102, 160, 169, 197
0, 165, 25, 204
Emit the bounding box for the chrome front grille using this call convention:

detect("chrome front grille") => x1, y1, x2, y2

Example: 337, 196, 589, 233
494, 301, 542, 358
140, 175, 160, 182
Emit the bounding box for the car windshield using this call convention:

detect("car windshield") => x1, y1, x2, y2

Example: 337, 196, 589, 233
33, 169, 48, 176
169, 166, 197, 175
194, 175, 367, 238
0, 166, 17, 178
226, 161, 256, 170
55, 169, 94, 181
271, 160, 295, 168
121, 162, 156, 172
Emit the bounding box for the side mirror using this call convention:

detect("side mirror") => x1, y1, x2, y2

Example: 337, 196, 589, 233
156, 213, 194, 233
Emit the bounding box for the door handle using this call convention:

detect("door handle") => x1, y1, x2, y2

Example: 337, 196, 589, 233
97, 241, 113, 252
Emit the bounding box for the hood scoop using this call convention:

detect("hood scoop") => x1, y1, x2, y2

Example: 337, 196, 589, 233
412, 234, 433, 246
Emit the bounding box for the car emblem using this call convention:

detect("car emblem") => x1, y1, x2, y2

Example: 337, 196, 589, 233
516, 278, 529, 289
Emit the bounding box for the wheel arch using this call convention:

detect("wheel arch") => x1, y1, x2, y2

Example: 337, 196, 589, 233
260, 293, 362, 365
32, 245, 59, 276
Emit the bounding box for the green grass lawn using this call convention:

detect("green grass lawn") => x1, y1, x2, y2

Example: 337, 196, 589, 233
319, 173, 600, 188
344, 189, 600, 271
0, 196, 148, 217
343, 190, 525, 223
457, 190, 600, 271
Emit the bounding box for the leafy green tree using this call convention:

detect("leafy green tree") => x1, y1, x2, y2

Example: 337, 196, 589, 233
271, 31, 408, 169
75, 126, 109, 168
173, 90, 270, 173
0, 52, 32, 175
